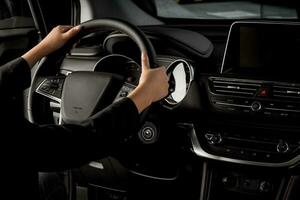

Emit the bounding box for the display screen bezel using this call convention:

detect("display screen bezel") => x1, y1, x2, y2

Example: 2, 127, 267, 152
221, 21, 300, 81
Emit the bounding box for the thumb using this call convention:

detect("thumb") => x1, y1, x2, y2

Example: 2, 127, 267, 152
141, 52, 150, 71
63, 26, 81, 40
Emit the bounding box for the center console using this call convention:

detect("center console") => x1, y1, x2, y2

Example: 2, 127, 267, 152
198, 162, 287, 200
202, 21, 300, 166
194, 21, 300, 200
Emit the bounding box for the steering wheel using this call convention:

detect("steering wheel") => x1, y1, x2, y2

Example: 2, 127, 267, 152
28, 19, 181, 180
28, 18, 157, 125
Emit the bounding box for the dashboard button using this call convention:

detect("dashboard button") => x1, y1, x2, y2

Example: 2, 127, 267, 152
242, 178, 259, 191
279, 113, 289, 117
222, 175, 237, 187
204, 133, 223, 145
263, 111, 272, 116
259, 181, 273, 193
242, 109, 250, 113
120, 91, 128, 97
257, 88, 269, 97
265, 154, 271, 159
251, 152, 257, 157
138, 122, 159, 144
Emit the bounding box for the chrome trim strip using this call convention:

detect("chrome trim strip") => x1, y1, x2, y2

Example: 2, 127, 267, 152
129, 170, 178, 181
264, 107, 300, 113
213, 80, 261, 87
214, 85, 257, 91
199, 162, 208, 200
274, 85, 300, 89
214, 101, 251, 108
164, 59, 194, 106
273, 94, 300, 99
188, 124, 300, 168
215, 89, 253, 95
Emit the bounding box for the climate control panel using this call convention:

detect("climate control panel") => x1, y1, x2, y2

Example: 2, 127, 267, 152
198, 128, 300, 164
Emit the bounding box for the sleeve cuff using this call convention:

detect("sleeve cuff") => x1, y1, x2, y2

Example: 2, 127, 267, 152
15, 57, 32, 90
0, 57, 31, 92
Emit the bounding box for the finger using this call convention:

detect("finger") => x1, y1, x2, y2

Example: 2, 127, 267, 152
56, 25, 73, 33
141, 52, 150, 70
158, 67, 168, 80
63, 26, 81, 40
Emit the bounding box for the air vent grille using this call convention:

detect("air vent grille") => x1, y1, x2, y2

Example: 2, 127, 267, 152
273, 85, 300, 99
211, 79, 261, 97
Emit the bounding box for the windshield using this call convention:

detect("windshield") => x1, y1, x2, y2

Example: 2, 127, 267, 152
154, 0, 298, 20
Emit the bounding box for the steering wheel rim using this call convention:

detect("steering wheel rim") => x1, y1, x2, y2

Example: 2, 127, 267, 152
28, 18, 157, 123
66, 18, 157, 68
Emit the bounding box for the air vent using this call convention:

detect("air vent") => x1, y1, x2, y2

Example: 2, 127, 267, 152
210, 78, 261, 97
273, 85, 300, 99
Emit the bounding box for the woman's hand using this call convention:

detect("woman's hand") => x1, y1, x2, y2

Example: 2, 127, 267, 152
22, 25, 81, 68
128, 53, 169, 113
38, 25, 81, 56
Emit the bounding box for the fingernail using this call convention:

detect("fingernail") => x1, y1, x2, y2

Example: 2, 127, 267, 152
75, 25, 81, 31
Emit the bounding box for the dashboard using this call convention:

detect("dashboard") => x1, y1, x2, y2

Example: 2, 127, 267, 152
34, 21, 300, 167
32, 20, 300, 200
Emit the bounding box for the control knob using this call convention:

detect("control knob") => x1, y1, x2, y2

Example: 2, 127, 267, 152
251, 101, 262, 112
276, 140, 289, 153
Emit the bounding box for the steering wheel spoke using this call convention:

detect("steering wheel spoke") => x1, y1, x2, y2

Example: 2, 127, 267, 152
113, 82, 136, 102
35, 76, 65, 103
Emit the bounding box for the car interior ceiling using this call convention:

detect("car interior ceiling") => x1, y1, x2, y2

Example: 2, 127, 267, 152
22, 0, 300, 200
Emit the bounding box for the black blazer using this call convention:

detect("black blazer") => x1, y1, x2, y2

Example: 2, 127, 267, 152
0, 57, 140, 199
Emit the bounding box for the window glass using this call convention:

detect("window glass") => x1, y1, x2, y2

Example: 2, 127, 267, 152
154, 0, 297, 20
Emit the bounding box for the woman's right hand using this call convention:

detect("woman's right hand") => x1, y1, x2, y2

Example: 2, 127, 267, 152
128, 53, 169, 113
38, 25, 81, 56
22, 25, 81, 68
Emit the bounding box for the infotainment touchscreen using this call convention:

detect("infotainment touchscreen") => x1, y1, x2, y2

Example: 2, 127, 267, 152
221, 22, 300, 81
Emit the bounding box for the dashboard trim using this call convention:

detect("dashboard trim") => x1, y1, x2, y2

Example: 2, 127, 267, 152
215, 101, 251, 109
129, 170, 178, 181
164, 59, 194, 106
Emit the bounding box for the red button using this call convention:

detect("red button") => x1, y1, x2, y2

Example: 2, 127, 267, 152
258, 88, 268, 97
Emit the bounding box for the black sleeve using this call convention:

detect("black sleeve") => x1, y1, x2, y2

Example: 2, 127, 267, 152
0, 57, 31, 94
0, 58, 140, 171
23, 97, 140, 172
